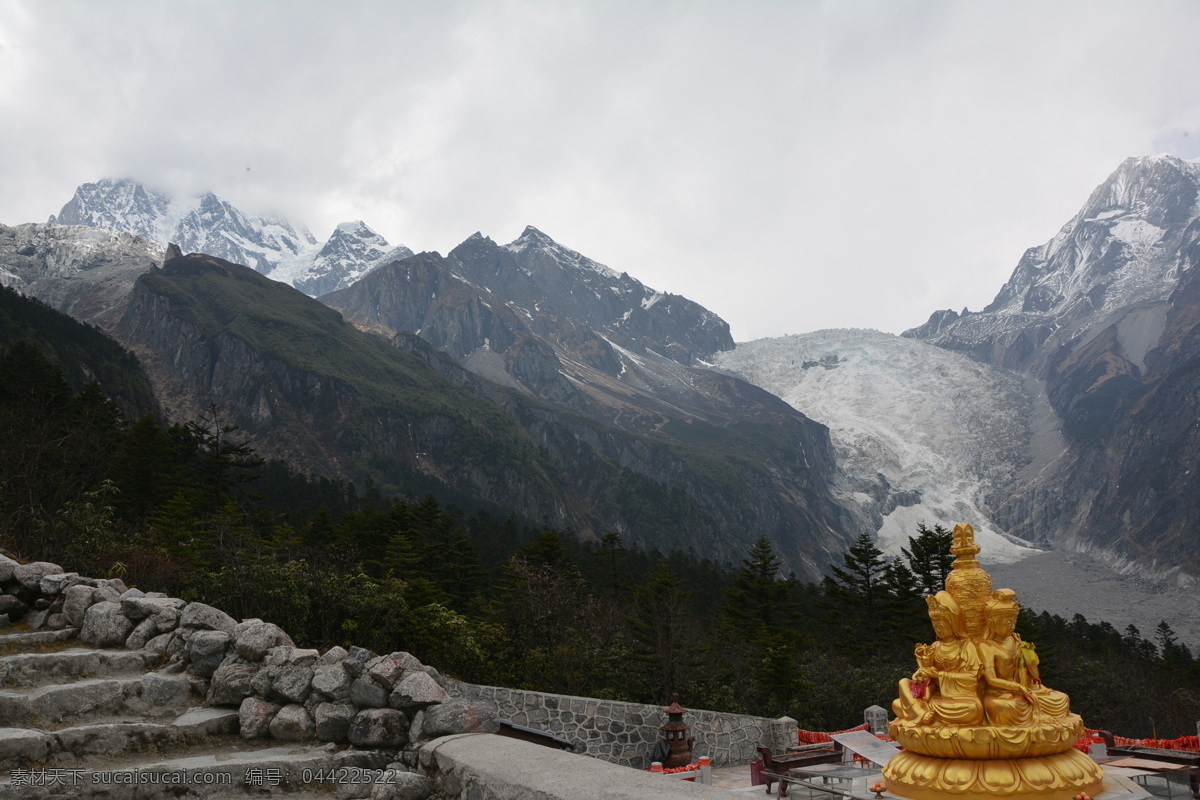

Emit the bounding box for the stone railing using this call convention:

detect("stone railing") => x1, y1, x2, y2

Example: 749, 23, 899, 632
446, 680, 797, 768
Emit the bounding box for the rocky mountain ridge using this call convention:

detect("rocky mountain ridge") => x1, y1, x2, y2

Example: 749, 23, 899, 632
902, 154, 1200, 578
52, 179, 409, 296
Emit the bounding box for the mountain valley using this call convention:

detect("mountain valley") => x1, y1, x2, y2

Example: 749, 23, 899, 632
4, 159, 1200, 645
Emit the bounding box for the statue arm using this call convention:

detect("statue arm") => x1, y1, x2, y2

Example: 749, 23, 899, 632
980, 643, 1033, 698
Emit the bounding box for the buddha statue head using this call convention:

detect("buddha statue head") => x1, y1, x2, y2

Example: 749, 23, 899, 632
926, 591, 962, 641
986, 588, 1020, 639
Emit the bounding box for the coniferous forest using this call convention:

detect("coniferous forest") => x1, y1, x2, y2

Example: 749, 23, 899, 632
2, 315, 1198, 739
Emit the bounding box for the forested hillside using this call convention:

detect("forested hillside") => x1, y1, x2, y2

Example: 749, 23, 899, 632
3, 328, 1197, 736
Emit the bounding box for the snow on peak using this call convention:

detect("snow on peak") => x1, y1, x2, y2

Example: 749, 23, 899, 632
502, 226, 619, 279
335, 220, 374, 235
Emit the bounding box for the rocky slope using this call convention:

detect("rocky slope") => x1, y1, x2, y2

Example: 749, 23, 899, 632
906, 155, 1200, 578
111, 251, 850, 577
0, 223, 163, 328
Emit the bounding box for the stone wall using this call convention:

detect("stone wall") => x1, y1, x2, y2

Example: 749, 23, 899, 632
446, 680, 797, 768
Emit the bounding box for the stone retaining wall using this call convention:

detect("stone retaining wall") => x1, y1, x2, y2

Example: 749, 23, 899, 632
446, 680, 797, 768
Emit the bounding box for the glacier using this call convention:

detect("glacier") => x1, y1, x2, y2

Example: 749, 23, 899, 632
715, 328, 1043, 563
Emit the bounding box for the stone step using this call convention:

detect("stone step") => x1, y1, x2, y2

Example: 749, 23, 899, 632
0, 628, 78, 649
0, 742, 395, 799
0, 647, 159, 689
0, 671, 204, 727
0, 708, 239, 769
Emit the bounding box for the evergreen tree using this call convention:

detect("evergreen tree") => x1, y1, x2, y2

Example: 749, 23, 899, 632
901, 522, 954, 595
628, 560, 698, 702
720, 537, 794, 634
823, 532, 889, 620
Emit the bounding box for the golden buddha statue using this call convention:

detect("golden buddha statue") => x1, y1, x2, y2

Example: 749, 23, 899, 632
884, 524, 1105, 800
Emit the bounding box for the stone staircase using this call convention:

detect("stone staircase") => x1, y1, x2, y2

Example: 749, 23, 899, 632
0, 626, 392, 799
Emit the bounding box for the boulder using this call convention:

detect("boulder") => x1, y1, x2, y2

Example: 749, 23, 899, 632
367, 652, 422, 689
186, 630, 232, 677
314, 701, 357, 742
317, 645, 349, 666
350, 677, 389, 708
38, 572, 78, 596
312, 663, 352, 700
370, 771, 433, 800
62, 584, 97, 627
144, 632, 175, 654
120, 595, 185, 623
0, 594, 27, 619
125, 618, 159, 650
389, 671, 447, 709
420, 701, 497, 738
239, 697, 281, 739
234, 620, 295, 661
179, 602, 237, 634
0, 554, 18, 583
208, 658, 261, 706
98, 577, 128, 593
268, 704, 315, 741
80, 601, 136, 647
348, 708, 408, 748
344, 645, 375, 676
272, 665, 314, 704
13, 561, 62, 591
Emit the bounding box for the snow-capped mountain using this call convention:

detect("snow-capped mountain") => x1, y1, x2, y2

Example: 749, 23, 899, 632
291, 221, 412, 296
713, 329, 1042, 564
51, 180, 410, 297
900, 155, 1200, 581
53, 178, 171, 241
171, 192, 315, 275
907, 155, 1200, 373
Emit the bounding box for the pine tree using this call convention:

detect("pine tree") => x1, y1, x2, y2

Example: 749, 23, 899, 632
823, 532, 889, 620
628, 560, 698, 702
901, 522, 954, 595
720, 537, 794, 633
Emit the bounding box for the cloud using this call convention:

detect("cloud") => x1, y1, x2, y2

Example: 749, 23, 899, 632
3, 0, 1200, 339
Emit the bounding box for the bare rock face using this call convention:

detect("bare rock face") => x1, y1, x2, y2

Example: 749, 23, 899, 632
0, 223, 163, 329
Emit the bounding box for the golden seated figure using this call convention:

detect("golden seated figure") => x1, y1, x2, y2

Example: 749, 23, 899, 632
884, 524, 1105, 800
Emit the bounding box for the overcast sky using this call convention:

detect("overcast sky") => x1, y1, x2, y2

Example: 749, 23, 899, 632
3, 1, 1199, 341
